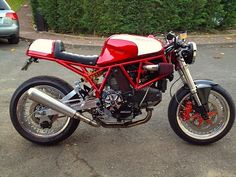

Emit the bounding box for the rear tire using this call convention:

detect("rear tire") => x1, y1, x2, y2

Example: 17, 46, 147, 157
168, 85, 235, 145
8, 36, 20, 44
9, 76, 80, 145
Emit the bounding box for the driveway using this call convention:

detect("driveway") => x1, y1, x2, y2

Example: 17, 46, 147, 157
0, 40, 236, 177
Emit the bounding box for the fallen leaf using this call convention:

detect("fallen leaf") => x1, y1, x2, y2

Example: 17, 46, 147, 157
11, 48, 15, 52
213, 56, 221, 59
225, 37, 232, 40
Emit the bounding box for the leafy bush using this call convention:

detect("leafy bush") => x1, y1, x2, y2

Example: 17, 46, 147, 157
81, 0, 105, 34
30, 0, 39, 24
220, 0, 236, 28
30, 0, 236, 35
57, 0, 84, 33
37, 0, 58, 31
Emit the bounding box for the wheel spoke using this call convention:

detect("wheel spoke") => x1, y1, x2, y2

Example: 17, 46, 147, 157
17, 85, 70, 138
177, 90, 230, 140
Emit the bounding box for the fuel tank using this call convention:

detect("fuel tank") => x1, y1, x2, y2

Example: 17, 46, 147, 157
97, 34, 164, 66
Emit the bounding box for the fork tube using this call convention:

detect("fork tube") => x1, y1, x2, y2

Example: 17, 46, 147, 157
178, 69, 186, 83
178, 59, 202, 106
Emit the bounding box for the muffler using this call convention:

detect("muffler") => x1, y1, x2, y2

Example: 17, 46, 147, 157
27, 88, 99, 127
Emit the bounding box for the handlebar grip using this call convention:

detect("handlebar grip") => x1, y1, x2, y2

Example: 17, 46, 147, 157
166, 32, 176, 40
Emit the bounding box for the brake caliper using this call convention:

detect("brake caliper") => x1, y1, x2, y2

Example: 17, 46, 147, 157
182, 101, 193, 121
181, 100, 218, 127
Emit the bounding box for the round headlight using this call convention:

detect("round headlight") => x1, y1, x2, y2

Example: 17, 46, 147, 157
181, 42, 197, 64
190, 42, 197, 61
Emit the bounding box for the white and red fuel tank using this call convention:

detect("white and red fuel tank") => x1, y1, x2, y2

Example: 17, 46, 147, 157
97, 34, 164, 66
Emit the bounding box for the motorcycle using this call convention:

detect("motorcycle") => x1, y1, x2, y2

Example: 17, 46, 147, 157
9, 32, 235, 145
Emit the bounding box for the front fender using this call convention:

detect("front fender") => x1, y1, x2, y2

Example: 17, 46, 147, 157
186, 79, 218, 110
194, 79, 218, 88
195, 80, 218, 107
183, 79, 218, 91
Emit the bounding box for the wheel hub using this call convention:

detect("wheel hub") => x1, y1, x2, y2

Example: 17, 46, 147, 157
40, 120, 52, 129
181, 100, 217, 128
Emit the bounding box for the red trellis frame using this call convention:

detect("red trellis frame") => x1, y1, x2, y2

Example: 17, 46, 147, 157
27, 53, 170, 98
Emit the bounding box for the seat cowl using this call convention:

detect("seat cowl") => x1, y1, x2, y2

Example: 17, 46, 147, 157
27, 39, 55, 58
54, 40, 98, 65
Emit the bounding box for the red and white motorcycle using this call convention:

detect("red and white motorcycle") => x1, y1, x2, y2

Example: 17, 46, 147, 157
10, 32, 235, 145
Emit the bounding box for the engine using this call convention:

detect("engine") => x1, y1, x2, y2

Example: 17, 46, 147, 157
100, 67, 162, 120
102, 88, 133, 119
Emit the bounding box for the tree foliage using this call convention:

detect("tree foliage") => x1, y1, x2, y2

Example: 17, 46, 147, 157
30, 0, 236, 35
37, 0, 59, 31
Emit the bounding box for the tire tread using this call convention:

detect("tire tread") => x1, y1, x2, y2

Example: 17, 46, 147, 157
168, 85, 235, 145
9, 76, 80, 145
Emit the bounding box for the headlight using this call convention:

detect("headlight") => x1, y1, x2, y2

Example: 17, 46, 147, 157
181, 42, 197, 64
190, 42, 197, 61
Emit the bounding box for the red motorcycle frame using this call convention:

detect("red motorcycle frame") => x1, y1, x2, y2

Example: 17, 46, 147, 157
26, 36, 173, 98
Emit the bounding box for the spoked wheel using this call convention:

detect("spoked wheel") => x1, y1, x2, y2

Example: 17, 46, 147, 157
10, 76, 80, 145
168, 85, 235, 145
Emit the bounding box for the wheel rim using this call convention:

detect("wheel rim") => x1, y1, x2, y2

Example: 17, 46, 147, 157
16, 85, 71, 138
176, 90, 230, 140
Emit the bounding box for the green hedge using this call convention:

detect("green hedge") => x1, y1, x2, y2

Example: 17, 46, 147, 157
30, 0, 236, 35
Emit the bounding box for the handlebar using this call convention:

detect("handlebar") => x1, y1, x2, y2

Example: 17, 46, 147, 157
164, 31, 187, 53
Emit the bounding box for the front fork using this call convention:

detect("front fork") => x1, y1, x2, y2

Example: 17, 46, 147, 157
178, 60, 209, 119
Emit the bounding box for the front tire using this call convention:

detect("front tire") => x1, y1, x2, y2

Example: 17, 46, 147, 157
10, 76, 80, 145
168, 85, 235, 145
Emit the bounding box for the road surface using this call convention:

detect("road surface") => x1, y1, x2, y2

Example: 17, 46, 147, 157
0, 39, 236, 177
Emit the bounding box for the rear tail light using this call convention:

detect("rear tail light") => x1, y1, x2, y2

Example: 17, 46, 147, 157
6, 12, 18, 20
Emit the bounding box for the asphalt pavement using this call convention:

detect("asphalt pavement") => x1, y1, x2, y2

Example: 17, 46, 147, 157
0, 39, 236, 177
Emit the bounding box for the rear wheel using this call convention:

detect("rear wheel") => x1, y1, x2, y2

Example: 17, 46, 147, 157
10, 76, 80, 145
8, 36, 19, 44
168, 85, 235, 145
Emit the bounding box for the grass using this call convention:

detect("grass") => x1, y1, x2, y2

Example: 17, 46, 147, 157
6, 0, 27, 11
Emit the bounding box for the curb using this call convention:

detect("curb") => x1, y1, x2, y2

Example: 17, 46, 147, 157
20, 36, 103, 50
44, 31, 106, 41
20, 35, 236, 49
44, 30, 236, 40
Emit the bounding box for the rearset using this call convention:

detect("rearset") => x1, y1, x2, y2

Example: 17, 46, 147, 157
21, 57, 39, 71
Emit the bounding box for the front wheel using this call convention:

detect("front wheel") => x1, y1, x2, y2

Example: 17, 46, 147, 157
168, 85, 235, 145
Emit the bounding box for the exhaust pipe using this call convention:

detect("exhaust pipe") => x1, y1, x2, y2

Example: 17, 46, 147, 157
27, 88, 99, 127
